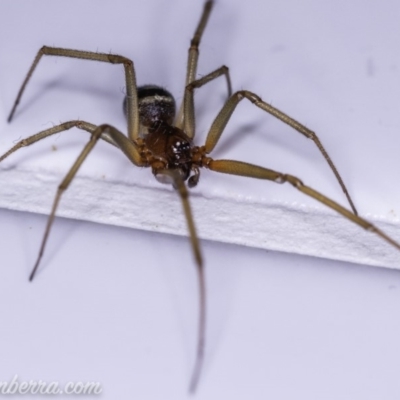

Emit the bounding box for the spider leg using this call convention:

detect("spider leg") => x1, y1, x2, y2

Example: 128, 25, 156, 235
1, 121, 102, 161
0, 121, 143, 166
0, 122, 143, 281
206, 158, 400, 251
176, 0, 216, 129
161, 170, 204, 393
182, 65, 232, 139
185, 0, 214, 88
7, 47, 140, 141
204, 90, 358, 215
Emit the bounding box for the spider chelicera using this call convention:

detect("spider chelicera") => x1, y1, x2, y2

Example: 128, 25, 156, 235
2, 0, 400, 393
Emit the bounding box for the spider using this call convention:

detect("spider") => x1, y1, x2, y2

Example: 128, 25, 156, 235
2, 0, 400, 393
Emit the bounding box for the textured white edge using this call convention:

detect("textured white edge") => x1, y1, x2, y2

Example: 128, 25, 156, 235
1, 165, 399, 270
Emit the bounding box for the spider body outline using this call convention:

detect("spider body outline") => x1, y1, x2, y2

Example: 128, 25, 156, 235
2, 0, 400, 393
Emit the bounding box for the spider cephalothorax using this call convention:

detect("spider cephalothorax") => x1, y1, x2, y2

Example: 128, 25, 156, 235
138, 121, 196, 184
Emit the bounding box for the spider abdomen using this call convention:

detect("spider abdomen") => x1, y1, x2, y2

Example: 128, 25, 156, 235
123, 85, 176, 129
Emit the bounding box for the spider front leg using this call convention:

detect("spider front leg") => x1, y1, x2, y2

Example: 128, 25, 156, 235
205, 159, 400, 251
176, 0, 232, 130
7, 46, 140, 141
204, 90, 358, 215
157, 170, 204, 393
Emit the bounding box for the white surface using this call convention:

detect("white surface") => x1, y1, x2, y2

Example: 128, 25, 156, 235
1, 0, 400, 268
1, 208, 400, 399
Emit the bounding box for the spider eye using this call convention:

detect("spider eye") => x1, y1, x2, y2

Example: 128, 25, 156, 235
172, 140, 190, 154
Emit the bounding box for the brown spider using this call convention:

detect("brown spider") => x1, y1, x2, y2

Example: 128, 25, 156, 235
2, 0, 400, 393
